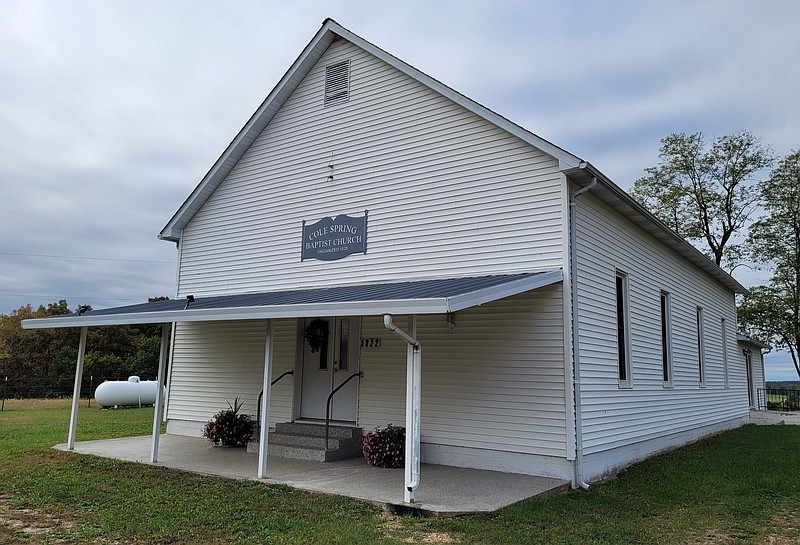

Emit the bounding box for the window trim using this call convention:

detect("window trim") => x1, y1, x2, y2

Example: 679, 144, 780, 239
660, 291, 673, 387
616, 271, 632, 388
721, 317, 729, 388
696, 306, 706, 387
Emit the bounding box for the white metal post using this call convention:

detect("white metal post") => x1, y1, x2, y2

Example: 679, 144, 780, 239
404, 316, 421, 503
150, 323, 170, 463
257, 319, 274, 479
67, 327, 88, 450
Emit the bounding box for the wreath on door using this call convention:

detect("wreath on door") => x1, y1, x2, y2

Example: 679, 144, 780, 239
304, 319, 329, 353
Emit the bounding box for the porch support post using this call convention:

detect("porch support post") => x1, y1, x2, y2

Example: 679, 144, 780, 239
150, 323, 170, 463
257, 319, 274, 479
67, 327, 88, 450
405, 316, 421, 503
383, 314, 421, 503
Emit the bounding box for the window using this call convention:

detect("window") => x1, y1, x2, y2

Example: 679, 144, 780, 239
324, 60, 350, 105
338, 319, 349, 371
721, 317, 729, 387
616, 272, 632, 387
660, 291, 672, 386
696, 307, 705, 386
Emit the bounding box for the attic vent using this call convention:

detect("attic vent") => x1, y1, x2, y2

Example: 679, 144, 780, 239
324, 60, 350, 105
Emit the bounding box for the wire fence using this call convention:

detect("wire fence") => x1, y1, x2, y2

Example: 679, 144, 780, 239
757, 388, 800, 411
0, 375, 127, 411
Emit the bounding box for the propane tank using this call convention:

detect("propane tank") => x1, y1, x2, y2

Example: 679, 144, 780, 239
94, 376, 163, 408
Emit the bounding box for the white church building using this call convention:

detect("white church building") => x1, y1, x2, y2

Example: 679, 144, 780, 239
24, 19, 766, 501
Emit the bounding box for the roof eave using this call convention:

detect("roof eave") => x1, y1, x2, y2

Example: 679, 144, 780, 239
562, 162, 748, 295
158, 19, 340, 242
158, 19, 582, 243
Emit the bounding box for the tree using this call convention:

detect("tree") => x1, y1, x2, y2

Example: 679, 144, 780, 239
739, 151, 800, 379
631, 132, 772, 269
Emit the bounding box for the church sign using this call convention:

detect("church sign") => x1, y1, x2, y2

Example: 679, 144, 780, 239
301, 212, 368, 261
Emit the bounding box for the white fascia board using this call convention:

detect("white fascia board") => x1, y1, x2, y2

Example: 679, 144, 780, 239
158, 19, 583, 242
21, 298, 451, 329
158, 23, 337, 242
736, 334, 771, 350
322, 21, 582, 169
567, 162, 748, 295
445, 269, 564, 312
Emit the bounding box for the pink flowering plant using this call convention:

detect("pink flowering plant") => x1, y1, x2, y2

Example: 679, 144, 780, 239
362, 424, 405, 468
202, 396, 254, 447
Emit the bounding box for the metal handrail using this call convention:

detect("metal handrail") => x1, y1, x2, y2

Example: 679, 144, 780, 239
256, 370, 294, 439
325, 371, 364, 450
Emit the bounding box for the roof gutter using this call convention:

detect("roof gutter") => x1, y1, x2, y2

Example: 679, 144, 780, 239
563, 162, 747, 295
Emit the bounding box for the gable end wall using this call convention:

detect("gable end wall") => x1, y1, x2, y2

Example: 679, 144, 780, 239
176, 38, 565, 296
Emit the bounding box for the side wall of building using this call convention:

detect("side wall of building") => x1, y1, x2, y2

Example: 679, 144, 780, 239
574, 190, 748, 481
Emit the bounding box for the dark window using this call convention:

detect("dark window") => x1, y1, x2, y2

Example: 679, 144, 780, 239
660, 291, 671, 384
696, 307, 705, 385
616, 273, 629, 383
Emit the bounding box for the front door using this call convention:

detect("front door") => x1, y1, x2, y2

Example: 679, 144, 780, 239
299, 317, 360, 422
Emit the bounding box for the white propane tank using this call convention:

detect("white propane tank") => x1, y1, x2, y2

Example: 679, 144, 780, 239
94, 376, 163, 408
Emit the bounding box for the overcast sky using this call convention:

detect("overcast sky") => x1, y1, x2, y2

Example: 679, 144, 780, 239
2, 0, 798, 379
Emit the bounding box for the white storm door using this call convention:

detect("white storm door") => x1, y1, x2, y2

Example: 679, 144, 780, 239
299, 317, 359, 422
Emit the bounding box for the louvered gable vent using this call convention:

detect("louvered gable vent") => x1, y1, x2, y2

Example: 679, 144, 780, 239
324, 60, 350, 105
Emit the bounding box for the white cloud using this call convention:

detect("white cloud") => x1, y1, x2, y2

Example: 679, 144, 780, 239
1, 0, 798, 315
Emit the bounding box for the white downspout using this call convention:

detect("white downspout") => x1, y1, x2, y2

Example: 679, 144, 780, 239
383, 314, 421, 503
570, 173, 596, 490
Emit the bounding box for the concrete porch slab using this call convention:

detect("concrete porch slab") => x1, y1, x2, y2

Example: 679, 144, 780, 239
54, 434, 569, 515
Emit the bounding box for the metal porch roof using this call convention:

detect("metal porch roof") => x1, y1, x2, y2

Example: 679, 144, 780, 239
21, 271, 563, 329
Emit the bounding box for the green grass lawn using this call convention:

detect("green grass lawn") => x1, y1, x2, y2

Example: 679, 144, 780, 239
1, 399, 799, 544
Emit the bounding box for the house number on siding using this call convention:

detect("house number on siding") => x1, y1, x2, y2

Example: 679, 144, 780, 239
301, 211, 368, 262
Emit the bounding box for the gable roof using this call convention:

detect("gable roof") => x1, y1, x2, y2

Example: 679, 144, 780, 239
158, 18, 581, 243
157, 18, 746, 295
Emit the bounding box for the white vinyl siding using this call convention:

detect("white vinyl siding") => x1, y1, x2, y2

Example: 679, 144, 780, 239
751, 348, 765, 401
166, 319, 296, 428
358, 285, 568, 458
177, 38, 564, 297
574, 191, 744, 456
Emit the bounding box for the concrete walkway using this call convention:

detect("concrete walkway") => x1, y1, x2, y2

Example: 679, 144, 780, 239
54, 435, 569, 515
750, 409, 800, 426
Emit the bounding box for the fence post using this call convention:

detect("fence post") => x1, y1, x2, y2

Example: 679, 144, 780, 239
1, 376, 6, 412
88, 375, 93, 408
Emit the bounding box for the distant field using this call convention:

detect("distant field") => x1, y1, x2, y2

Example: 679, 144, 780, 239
2, 399, 800, 544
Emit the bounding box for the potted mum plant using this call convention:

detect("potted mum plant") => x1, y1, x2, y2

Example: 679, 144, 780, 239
362, 424, 405, 468
202, 396, 255, 447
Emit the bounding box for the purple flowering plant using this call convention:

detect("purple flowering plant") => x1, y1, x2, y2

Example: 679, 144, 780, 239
202, 396, 254, 447
362, 424, 405, 468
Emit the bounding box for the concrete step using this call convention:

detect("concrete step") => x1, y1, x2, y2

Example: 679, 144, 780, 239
269, 432, 361, 450
274, 421, 362, 440
246, 422, 364, 462
268, 442, 362, 462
